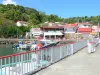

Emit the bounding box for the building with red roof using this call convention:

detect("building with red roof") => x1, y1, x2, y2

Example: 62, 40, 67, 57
71, 24, 78, 27
30, 28, 43, 38
77, 28, 92, 33
40, 24, 64, 40
77, 22, 92, 34
64, 24, 78, 33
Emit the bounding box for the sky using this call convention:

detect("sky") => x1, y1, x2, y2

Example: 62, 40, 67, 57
0, 0, 100, 18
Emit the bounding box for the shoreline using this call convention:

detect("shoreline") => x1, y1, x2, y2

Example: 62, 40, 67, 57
0, 38, 37, 44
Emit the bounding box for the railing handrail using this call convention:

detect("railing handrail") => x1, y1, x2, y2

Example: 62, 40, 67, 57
0, 39, 86, 59
0, 38, 91, 75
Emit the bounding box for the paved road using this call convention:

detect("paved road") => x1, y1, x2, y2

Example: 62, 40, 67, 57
33, 45, 100, 75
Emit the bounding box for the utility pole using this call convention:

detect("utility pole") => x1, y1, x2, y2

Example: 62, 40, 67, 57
77, 19, 79, 26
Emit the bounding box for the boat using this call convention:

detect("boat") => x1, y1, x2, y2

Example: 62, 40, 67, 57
12, 41, 31, 50
30, 39, 59, 50
12, 39, 59, 51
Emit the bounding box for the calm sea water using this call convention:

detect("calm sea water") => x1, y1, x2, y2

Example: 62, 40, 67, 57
0, 44, 28, 65
0, 44, 16, 57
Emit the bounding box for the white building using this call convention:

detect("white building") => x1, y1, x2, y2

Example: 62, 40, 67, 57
64, 24, 78, 33
40, 26, 64, 40
16, 21, 28, 27
78, 23, 92, 28
30, 28, 43, 37
43, 31, 63, 40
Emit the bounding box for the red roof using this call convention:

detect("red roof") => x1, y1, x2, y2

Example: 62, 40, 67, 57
78, 28, 92, 32
71, 24, 78, 27
64, 24, 78, 28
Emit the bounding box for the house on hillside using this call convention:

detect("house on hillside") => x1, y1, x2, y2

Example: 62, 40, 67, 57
77, 23, 92, 33
77, 28, 92, 33
91, 26, 100, 35
16, 21, 28, 27
64, 23, 78, 33
30, 28, 43, 38
40, 25, 64, 40
78, 22, 92, 28
77, 23, 92, 38
92, 26, 100, 32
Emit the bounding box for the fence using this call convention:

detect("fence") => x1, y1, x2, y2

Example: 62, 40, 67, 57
93, 38, 100, 46
0, 39, 98, 75
72, 39, 87, 54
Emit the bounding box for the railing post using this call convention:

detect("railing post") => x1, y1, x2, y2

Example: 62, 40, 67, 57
9, 57, 10, 75
60, 46, 63, 59
15, 56, 18, 75
18, 55, 21, 75
29, 53, 31, 72
36, 51, 40, 65
26, 53, 28, 73
5, 58, 6, 75
0, 59, 2, 75
21, 54, 23, 74
71, 44, 74, 55
99, 38, 100, 44
50, 48, 54, 64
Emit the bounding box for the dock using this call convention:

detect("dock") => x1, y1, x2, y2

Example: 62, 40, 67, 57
34, 45, 100, 75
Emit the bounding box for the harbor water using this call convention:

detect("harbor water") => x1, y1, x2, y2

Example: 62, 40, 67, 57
0, 44, 26, 57
0, 44, 27, 66
0, 44, 15, 57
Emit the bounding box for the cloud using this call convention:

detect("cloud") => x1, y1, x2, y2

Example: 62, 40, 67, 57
2, 0, 17, 5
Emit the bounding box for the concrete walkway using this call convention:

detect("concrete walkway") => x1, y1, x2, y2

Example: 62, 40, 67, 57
33, 45, 100, 75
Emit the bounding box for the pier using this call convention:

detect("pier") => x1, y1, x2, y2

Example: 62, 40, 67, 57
34, 45, 100, 75
0, 38, 99, 75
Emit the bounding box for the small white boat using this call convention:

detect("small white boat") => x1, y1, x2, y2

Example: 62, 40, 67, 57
30, 40, 57, 50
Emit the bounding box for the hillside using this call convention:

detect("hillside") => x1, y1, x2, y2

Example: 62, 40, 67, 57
0, 4, 63, 38
0, 4, 100, 38
0, 4, 100, 26
0, 4, 63, 26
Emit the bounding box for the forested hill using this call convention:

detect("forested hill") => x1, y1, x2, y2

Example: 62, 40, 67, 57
0, 4, 100, 38
0, 4, 63, 26
0, 4, 63, 38
0, 4, 100, 26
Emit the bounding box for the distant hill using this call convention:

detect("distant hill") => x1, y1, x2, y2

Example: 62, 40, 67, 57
0, 4, 100, 26
0, 4, 40, 23
0, 4, 63, 27
0, 4, 63, 38
0, 4, 100, 38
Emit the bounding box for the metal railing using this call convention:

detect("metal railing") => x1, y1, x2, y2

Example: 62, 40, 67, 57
93, 38, 100, 46
0, 39, 98, 75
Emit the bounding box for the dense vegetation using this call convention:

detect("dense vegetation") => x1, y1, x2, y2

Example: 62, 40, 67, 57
0, 4, 63, 38
63, 16, 100, 24
0, 4, 100, 38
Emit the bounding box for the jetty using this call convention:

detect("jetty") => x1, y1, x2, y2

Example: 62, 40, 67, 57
34, 45, 100, 75
0, 38, 99, 75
